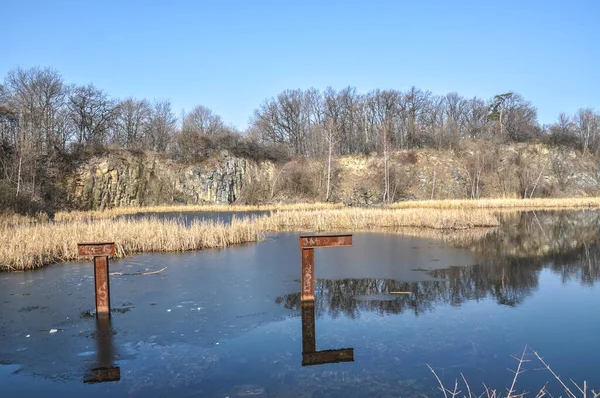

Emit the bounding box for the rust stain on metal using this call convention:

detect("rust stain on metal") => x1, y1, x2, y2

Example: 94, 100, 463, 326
78, 243, 115, 257
301, 248, 315, 302
299, 235, 352, 302
299, 235, 352, 249
94, 256, 110, 315
301, 301, 354, 366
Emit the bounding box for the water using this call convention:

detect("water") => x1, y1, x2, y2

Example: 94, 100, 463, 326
1, 210, 600, 396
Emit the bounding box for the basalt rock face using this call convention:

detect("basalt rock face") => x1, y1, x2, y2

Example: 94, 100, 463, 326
67, 150, 256, 209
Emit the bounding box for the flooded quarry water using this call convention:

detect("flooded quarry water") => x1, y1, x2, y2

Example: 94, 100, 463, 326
2, 210, 600, 396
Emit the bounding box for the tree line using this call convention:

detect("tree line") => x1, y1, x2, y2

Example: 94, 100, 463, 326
0, 66, 599, 211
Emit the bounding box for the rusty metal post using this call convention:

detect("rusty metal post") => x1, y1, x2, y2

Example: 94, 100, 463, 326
299, 235, 352, 302
94, 256, 110, 315
84, 314, 121, 383
300, 301, 354, 366
301, 301, 316, 353
78, 243, 115, 318
301, 248, 315, 302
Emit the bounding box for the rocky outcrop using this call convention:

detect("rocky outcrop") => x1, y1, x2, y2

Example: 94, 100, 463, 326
67, 150, 262, 209
65, 143, 600, 210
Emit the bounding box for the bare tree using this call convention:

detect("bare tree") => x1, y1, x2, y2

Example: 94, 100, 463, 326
574, 108, 600, 154
68, 84, 116, 146
252, 89, 309, 155
182, 105, 225, 136
549, 113, 577, 147
323, 87, 341, 201
112, 98, 151, 148
147, 100, 176, 153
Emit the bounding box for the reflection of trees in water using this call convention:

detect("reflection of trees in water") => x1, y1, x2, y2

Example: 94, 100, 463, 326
276, 279, 437, 318
276, 211, 600, 315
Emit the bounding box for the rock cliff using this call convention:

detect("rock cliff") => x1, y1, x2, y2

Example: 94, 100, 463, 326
66, 150, 261, 209
64, 143, 600, 210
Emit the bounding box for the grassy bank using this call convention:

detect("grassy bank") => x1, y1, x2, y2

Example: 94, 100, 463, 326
1, 208, 499, 271
1, 216, 261, 271
48, 197, 600, 224
389, 197, 600, 210
4, 197, 600, 271
53, 202, 344, 222
255, 208, 499, 231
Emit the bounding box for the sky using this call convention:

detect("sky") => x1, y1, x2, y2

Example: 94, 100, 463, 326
1, 0, 599, 129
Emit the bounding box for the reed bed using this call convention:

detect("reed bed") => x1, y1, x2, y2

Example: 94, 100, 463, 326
1, 208, 500, 271
53, 202, 344, 222
49, 197, 600, 224
390, 197, 600, 210
257, 208, 500, 231
0, 216, 261, 271
0, 212, 50, 227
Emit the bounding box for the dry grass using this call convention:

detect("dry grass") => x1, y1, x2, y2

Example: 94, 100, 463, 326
53, 202, 344, 222
0, 216, 261, 271
4, 197, 598, 271
49, 197, 600, 224
0, 212, 49, 227
1, 208, 499, 271
390, 197, 600, 210
256, 208, 500, 231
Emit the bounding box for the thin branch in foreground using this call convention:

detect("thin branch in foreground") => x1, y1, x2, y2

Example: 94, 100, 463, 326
427, 364, 449, 398
507, 346, 529, 397
109, 266, 167, 276
530, 347, 577, 398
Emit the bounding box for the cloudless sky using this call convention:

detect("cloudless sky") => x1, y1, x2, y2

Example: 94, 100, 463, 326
1, 0, 598, 129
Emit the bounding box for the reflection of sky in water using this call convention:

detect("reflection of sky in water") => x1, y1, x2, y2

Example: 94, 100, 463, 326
1, 213, 600, 396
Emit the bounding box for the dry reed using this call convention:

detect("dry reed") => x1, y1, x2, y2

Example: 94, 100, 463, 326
1, 208, 499, 271
53, 202, 344, 222
390, 197, 600, 210
49, 197, 600, 224
0, 216, 261, 271
256, 208, 500, 231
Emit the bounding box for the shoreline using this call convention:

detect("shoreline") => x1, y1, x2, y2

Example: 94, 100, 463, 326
54, 197, 600, 222
3, 197, 600, 272
2, 207, 499, 272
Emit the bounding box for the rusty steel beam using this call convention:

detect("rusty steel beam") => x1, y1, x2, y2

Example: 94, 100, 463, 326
301, 248, 315, 302
301, 301, 316, 353
299, 235, 352, 302
301, 301, 354, 367
78, 242, 115, 257
84, 367, 121, 384
84, 314, 120, 383
94, 256, 111, 315
78, 242, 115, 318
299, 235, 352, 249
302, 349, 355, 366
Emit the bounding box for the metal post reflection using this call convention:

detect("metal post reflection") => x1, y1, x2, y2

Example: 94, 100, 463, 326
301, 302, 354, 366
84, 314, 121, 383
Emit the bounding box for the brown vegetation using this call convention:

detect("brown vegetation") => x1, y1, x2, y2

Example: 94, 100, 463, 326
390, 197, 600, 210
1, 207, 499, 271
4, 197, 600, 271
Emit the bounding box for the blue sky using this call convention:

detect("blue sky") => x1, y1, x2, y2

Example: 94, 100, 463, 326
1, 0, 598, 129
